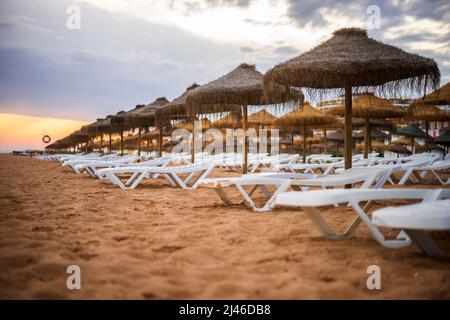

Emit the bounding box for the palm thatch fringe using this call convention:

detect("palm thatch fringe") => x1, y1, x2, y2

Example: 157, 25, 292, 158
264, 28, 440, 98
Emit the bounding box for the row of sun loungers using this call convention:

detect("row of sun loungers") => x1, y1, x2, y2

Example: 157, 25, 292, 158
38, 151, 450, 258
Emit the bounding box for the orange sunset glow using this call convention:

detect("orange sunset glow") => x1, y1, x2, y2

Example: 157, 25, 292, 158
0, 113, 88, 152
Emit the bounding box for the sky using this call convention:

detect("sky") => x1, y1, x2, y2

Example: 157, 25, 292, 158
0, 0, 449, 150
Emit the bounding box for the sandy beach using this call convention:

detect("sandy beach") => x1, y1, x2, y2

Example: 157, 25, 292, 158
0, 154, 449, 299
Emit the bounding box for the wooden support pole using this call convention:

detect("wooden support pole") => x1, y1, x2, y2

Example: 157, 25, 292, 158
120, 130, 124, 156
242, 98, 248, 174
323, 129, 327, 154
344, 84, 352, 169
191, 120, 195, 164
425, 120, 429, 152
158, 124, 163, 157
302, 126, 307, 163
364, 116, 370, 159
137, 127, 142, 156
108, 129, 112, 154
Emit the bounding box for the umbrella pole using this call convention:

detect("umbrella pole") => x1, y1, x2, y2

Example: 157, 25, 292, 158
191, 120, 195, 164
364, 116, 370, 159
302, 126, 307, 163
242, 98, 248, 174
120, 130, 124, 156
100, 135, 103, 154
323, 129, 327, 154
291, 131, 294, 154
344, 84, 352, 170
137, 127, 142, 157
411, 137, 415, 154
158, 124, 163, 157
425, 120, 429, 152
108, 129, 112, 154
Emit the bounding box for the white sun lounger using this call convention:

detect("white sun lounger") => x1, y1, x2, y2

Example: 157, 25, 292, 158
74, 155, 140, 177
98, 163, 214, 190
397, 159, 450, 185
274, 188, 450, 251
199, 167, 392, 212
373, 197, 450, 258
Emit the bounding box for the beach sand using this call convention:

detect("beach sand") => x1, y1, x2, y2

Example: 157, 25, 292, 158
0, 154, 449, 299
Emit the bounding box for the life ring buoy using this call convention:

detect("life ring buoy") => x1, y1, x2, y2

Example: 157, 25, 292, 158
42, 135, 51, 144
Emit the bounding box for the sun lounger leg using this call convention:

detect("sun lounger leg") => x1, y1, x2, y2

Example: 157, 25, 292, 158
214, 187, 236, 206
350, 201, 411, 248
105, 172, 128, 189
129, 171, 149, 189
189, 166, 214, 189
404, 230, 449, 259
301, 206, 360, 240
126, 172, 140, 186
398, 168, 414, 185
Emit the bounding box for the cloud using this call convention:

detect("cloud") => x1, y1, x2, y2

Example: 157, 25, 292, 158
0, 0, 449, 129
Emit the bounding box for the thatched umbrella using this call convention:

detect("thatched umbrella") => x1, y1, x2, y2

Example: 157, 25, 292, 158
391, 137, 413, 146
325, 130, 345, 155
264, 27, 440, 170
435, 127, 450, 148
405, 105, 450, 151
186, 63, 301, 173
387, 143, 412, 156
122, 97, 170, 155
397, 123, 433, 153
173, 118, 212, 131
70, 130, 91, 152
328, 92, 405, 158
212, 112, 241, 129
354, 128, 388, 141
352, 118, 396, 132
275, 102, 337, 162
93, 111, 127, 154
80, 119, 104, 152
247, 109, 277, 128
413, 81, 450, 106
157, 84, 203, 159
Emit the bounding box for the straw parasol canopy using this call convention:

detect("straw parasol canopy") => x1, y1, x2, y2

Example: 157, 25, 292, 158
397, 123, 432, 139
328, 92, 405, 118
113, 97, 170, 155
158, 84, 201, 121
407, 105, 450, 122
397, 123, 433, 153
124, 97, 170, 128
327, 92, 404, 158
413, 81, 450, 106
264, 27, 440, 170
387, 143, 412, 156
173, 118, 212, 131
326, 130, 345, 142
435, 127, 450, 148
352, 118, 396, 130
186, 63, 301, 114
406, 104, 450, 150
212, 112, 241, 129
391, 137, 413, 146
186, 63, 302, 172
81, 120, 102, 137
275, 102, 337, 161
354, 128, 388, 141
247, 109, 277, 127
